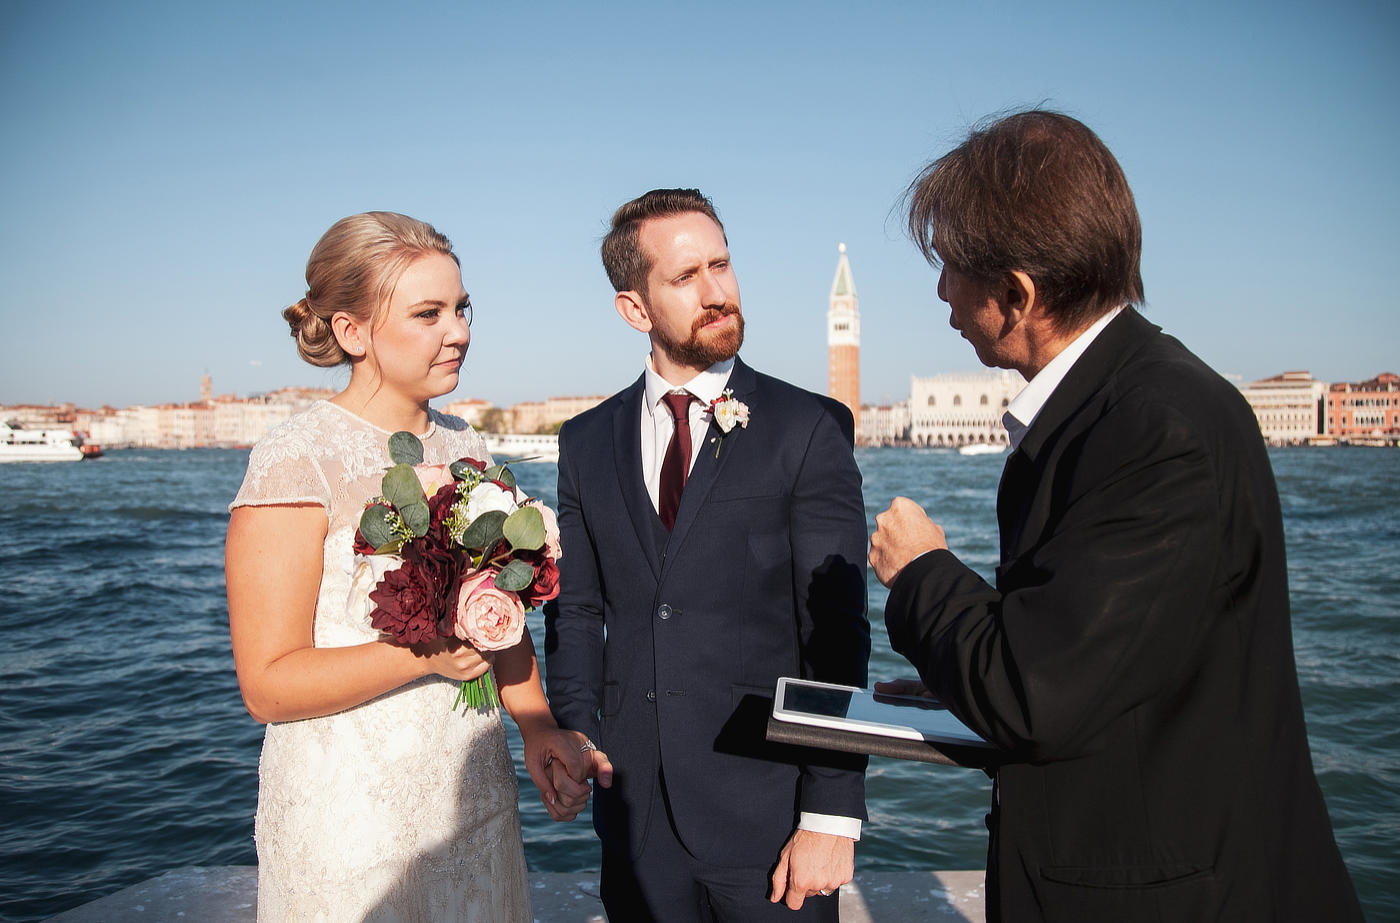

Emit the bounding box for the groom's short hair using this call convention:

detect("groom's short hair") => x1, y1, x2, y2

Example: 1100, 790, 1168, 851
602, 188, 726, 295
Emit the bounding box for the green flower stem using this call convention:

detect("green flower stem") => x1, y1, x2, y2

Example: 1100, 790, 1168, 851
453, 672, 499, 712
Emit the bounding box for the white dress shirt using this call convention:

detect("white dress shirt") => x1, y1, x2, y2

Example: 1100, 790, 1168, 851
638, 353, 862, 841
1003, 306, 1124, 451
641, 356, 736, 513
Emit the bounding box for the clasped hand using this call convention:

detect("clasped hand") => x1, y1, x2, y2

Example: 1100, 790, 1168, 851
522, 728, 613, 822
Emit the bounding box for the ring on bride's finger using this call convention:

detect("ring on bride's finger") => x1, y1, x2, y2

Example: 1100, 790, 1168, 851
580, 738, 598, 752
819, 889, 833, 896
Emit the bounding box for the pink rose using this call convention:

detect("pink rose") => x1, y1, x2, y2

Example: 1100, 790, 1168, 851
414, 463, 455, 496
526, 499, 562, 561
452, 569, 526, 651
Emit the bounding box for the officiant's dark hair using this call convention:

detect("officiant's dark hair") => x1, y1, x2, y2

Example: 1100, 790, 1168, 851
284, 212, 458, 367
905, 109, 1144, 332
602, 188, 725, 296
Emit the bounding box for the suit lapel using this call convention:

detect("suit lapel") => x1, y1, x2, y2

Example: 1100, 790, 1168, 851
612, 376, 664, 580
1014, 308, 1158, 465
662, 357, 757, 570
997, 308, 1160, 561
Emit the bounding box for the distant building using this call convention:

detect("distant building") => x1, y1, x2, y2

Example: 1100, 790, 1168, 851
1, 402, 77, 426
860, 401, 910, 446
1326, 372, 1400, 441
507, 394, 609, 434
439, 398, 494, 427
827, 243, 860, 433
1237, 371, 1326, 445
4, 378, 334, 449
909, 370, 1025, 448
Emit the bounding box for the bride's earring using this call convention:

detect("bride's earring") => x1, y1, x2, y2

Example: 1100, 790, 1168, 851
331, 312, 366, 359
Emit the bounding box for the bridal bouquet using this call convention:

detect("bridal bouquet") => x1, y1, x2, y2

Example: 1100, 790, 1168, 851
348, 431, 561, 710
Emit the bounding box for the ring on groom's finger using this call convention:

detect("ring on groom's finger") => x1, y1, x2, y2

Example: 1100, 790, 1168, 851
819, 889, 833, 896
580, 738, 598, 752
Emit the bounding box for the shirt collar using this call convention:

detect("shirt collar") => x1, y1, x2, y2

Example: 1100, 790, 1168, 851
1004, 306, 1123, 450
643, 355, 736, 419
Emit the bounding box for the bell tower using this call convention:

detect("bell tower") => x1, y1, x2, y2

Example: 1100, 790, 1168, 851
827, 243, 860, 432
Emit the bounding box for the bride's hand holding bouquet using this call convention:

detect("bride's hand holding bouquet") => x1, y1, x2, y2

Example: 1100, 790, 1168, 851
348, 431, 559, 710
347, 429, 607, 817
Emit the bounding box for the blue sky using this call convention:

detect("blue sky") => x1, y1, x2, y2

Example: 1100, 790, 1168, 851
1, 0, 1396, 409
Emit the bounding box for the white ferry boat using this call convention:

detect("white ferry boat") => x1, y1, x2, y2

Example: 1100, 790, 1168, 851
0, 422, 97, 462
957, 442, 1007, 456
485, 432, 559, 463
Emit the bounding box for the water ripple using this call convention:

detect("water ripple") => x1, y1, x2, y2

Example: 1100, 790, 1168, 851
0, 447, 1395, 921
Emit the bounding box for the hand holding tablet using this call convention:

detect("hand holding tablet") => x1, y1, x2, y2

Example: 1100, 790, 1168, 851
771, 677, 993, 748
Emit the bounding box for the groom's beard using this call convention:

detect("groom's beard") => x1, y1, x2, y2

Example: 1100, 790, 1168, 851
655, 302, 745, 370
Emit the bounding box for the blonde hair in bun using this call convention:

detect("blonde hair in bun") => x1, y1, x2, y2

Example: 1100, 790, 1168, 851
282, 212, 458, 368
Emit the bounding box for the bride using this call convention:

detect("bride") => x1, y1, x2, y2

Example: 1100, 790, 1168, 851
226, 212, 592, 921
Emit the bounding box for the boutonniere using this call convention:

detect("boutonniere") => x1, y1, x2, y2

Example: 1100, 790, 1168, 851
707, 389, 750, 457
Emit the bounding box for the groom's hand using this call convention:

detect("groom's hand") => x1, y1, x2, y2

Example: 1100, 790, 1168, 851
534, 730, 613, 822
544, 759, 592, 822
523, 728, 595, 821
768, 828, 854, 910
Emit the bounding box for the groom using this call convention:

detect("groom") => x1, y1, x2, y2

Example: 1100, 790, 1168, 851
544, 188, 870, 921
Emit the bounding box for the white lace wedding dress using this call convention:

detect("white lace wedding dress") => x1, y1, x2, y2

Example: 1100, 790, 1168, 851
230, 400, 529, 922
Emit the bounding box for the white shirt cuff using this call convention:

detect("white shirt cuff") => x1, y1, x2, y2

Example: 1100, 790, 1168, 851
797, 811, 861, 840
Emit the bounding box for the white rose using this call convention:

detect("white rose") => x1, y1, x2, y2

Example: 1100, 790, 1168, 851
347, 554, 404, 628
714, 401, 740, 433
466, 481, 518, 521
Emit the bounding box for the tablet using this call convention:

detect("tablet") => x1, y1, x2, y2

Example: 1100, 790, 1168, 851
771, 677, 993, 747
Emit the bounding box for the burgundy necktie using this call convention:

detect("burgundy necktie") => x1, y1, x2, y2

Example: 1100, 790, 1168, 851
658, 391, 697, 531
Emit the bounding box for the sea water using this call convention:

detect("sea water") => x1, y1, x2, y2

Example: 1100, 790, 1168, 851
0, 447, 1395, 920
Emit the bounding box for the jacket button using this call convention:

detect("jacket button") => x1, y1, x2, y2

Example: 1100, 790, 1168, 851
646, 689, 657, 702
657, 604, 672, 620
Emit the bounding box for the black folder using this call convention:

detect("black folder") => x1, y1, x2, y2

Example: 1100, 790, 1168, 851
764, 713, 998, 768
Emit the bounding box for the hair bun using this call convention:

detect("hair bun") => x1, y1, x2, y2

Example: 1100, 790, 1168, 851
282, 297, 345, 368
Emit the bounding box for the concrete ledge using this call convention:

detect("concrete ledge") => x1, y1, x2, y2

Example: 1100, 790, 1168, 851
46, 866, 986, 922
46, 867, 257, 922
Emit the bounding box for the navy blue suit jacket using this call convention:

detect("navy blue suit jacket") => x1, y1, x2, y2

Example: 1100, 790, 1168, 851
886, 310, 1359, 921
545, 357, 869, 867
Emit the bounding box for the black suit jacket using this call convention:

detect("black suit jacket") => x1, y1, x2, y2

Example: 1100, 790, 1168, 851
545, 357, 869, 867
886, 310, 1359, 921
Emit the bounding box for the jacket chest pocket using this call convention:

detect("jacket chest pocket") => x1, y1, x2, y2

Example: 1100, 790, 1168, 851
706, 491, 790, 537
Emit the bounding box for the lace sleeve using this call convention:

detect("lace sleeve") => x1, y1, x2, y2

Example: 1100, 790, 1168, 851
229, 421, 332, 513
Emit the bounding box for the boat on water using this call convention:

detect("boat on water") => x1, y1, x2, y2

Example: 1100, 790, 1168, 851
957, 442, 1007, 456
485, 432, 559, 463
1, 422, 101, 462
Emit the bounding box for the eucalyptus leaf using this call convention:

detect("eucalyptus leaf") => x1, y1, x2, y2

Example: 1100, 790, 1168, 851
383, 464, 426, 510
503, 505, 545, 551
388, 431, 425, 466
400, 500, 430, 537
358, 504, 398, 551
450, 459, 480, 481
494, 558, 536, 592
461, 509, 507, 550
484, 464, 516, 491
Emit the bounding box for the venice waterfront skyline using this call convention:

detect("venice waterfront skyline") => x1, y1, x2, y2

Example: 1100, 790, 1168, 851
2, 1, 1396, 411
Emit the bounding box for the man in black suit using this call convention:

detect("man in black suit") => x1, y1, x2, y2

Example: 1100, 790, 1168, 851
545, 189, 869, 921
869, 111, 1361, 922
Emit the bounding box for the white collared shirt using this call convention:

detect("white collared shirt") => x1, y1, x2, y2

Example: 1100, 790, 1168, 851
636, 351, 862, 841
1003, 306, 1124, 451
641, 355, 735, 514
